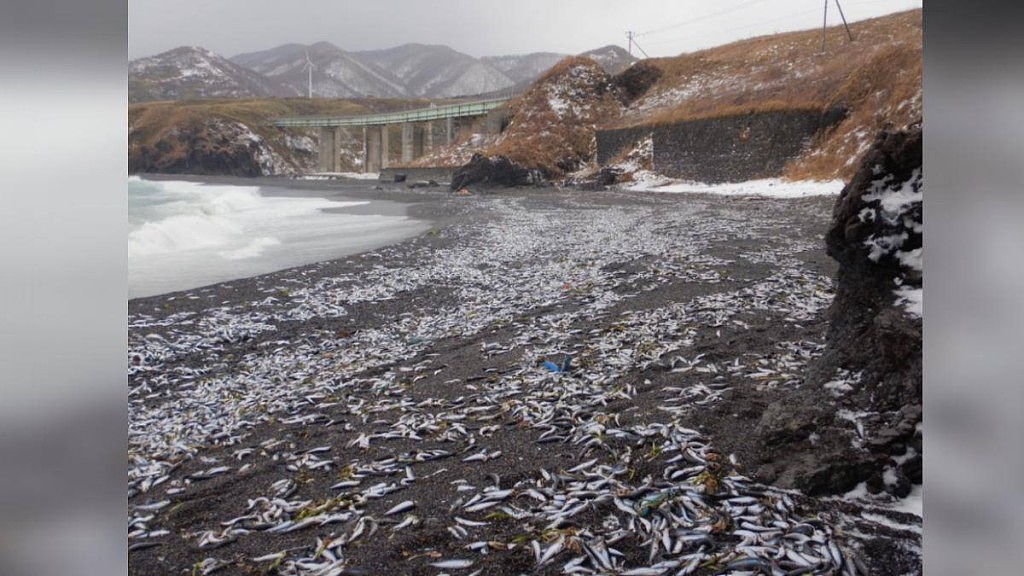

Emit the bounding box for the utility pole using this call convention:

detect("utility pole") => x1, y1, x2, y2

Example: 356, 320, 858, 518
625, 30, 650, 59
834, 0, 855, 42
821, 0, 828, 53
821, 0, 855, 53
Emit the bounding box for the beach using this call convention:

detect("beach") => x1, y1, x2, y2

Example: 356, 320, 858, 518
128, 179, 921, 575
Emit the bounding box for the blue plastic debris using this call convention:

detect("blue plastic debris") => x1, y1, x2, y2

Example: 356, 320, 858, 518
543, 354, 573, 373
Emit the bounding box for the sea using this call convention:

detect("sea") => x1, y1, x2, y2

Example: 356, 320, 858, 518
128, 176, 431, 299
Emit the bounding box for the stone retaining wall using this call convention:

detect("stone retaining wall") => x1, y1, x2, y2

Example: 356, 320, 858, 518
596, 109, 839, 183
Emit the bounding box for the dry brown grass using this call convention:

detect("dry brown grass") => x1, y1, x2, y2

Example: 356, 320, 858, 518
418, 9, 921, 181
606, 8, 921, 180
786, 42, 921, 179
129, 98, 370, 153
483, 56, 622, 176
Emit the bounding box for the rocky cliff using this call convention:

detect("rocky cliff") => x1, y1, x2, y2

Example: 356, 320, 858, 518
757, 128, 922, 496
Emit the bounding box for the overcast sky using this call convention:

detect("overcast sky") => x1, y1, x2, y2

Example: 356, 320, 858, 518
128, 0, 922, 60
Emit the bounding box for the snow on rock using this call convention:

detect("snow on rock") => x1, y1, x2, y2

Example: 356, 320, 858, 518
828, 129, 922, 318
859, 163, 923, 317
285, 133, 317, 155
782, 127, 922, 502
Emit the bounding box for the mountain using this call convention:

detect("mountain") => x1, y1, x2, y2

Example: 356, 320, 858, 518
580, 45, 636, 75
129, 42, 637, 103
481, 52, 567, 86
231, 42, 407, 98
353, 44, 514, 98
128, 46, 294, 103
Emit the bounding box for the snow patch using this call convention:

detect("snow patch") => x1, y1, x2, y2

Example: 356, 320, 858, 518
624, 177, 846, 198
858, 167, 922, 318
893, 285, 922, 318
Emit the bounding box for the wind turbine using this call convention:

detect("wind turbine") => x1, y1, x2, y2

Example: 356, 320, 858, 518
304, 49, 316, 98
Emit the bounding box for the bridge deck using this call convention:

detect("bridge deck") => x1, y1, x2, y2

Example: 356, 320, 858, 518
272, 97, 511, 128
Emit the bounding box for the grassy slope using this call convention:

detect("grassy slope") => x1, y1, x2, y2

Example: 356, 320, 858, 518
128, 98, 434, 173
485, 57, 623, 176
128, 10, 920, 181
614, 9, 922, 180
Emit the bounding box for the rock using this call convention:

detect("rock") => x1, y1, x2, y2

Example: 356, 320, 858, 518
820, 104, 849, 129
901, 453, 923, 485
884, 467, 913, 498
760, 129, 923, 497
571, 167, 623, 190
450, 153, 542, 190
129, 117, 293, 176
757, 401, 830, 446
406, 180, 438, 189
612, 61, 663, 105
799, 459, 869, 496
771, 451, 871, 496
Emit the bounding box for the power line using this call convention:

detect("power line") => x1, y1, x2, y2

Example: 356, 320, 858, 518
640, 7, 823, 46
639, 0, 773, 37
626, 31, 651, 58
637, 0, 908, 50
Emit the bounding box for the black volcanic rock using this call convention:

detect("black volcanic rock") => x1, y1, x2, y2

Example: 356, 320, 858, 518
763, 128, 923, 496
450, 154, 542, 190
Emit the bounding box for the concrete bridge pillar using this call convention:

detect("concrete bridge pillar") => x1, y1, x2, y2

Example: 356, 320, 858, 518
318, 127, 341, 172
401, 122, 415, 163
446, 116, 454, 145
364, 125, 393, 173
424, 121, 434, 155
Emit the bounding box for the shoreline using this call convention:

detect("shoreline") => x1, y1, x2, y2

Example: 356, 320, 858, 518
127, 183, 920, 575
129, 174, 451, 302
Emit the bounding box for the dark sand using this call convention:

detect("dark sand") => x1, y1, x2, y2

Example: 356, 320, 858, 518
128, 179, 920, 576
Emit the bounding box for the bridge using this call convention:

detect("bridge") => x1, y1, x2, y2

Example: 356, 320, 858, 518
272, 97, 513, 173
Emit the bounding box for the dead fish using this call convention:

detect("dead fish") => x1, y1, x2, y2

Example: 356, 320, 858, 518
429, 559, 474, 569
384, 500, 416, 516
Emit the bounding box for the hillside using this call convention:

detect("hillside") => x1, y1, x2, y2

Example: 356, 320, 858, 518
354, 44, 516, 98
131, 41, 639, 104
128, 98, 429, 176
579, 44, 637, 75
617, 9, 922, 180
128, 47, 296, 103
231, 42, 409, 99
129, 10, 920, 182
416, 9, 920, 184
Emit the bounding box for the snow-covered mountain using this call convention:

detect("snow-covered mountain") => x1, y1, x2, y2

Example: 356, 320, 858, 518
129, 46, 295, 102
353, 44, 515, 98
481, 52, 567, 87
129, 43, 638, 103
580, 45, 637, 75
232, 42, 408, 98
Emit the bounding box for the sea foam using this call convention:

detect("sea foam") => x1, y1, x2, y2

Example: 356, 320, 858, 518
128, 178, 427, 298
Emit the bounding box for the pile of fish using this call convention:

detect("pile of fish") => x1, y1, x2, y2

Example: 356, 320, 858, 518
128, 191, 921, 575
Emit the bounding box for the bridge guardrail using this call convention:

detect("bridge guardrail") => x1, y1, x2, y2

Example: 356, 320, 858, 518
272, 97, 514, 128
